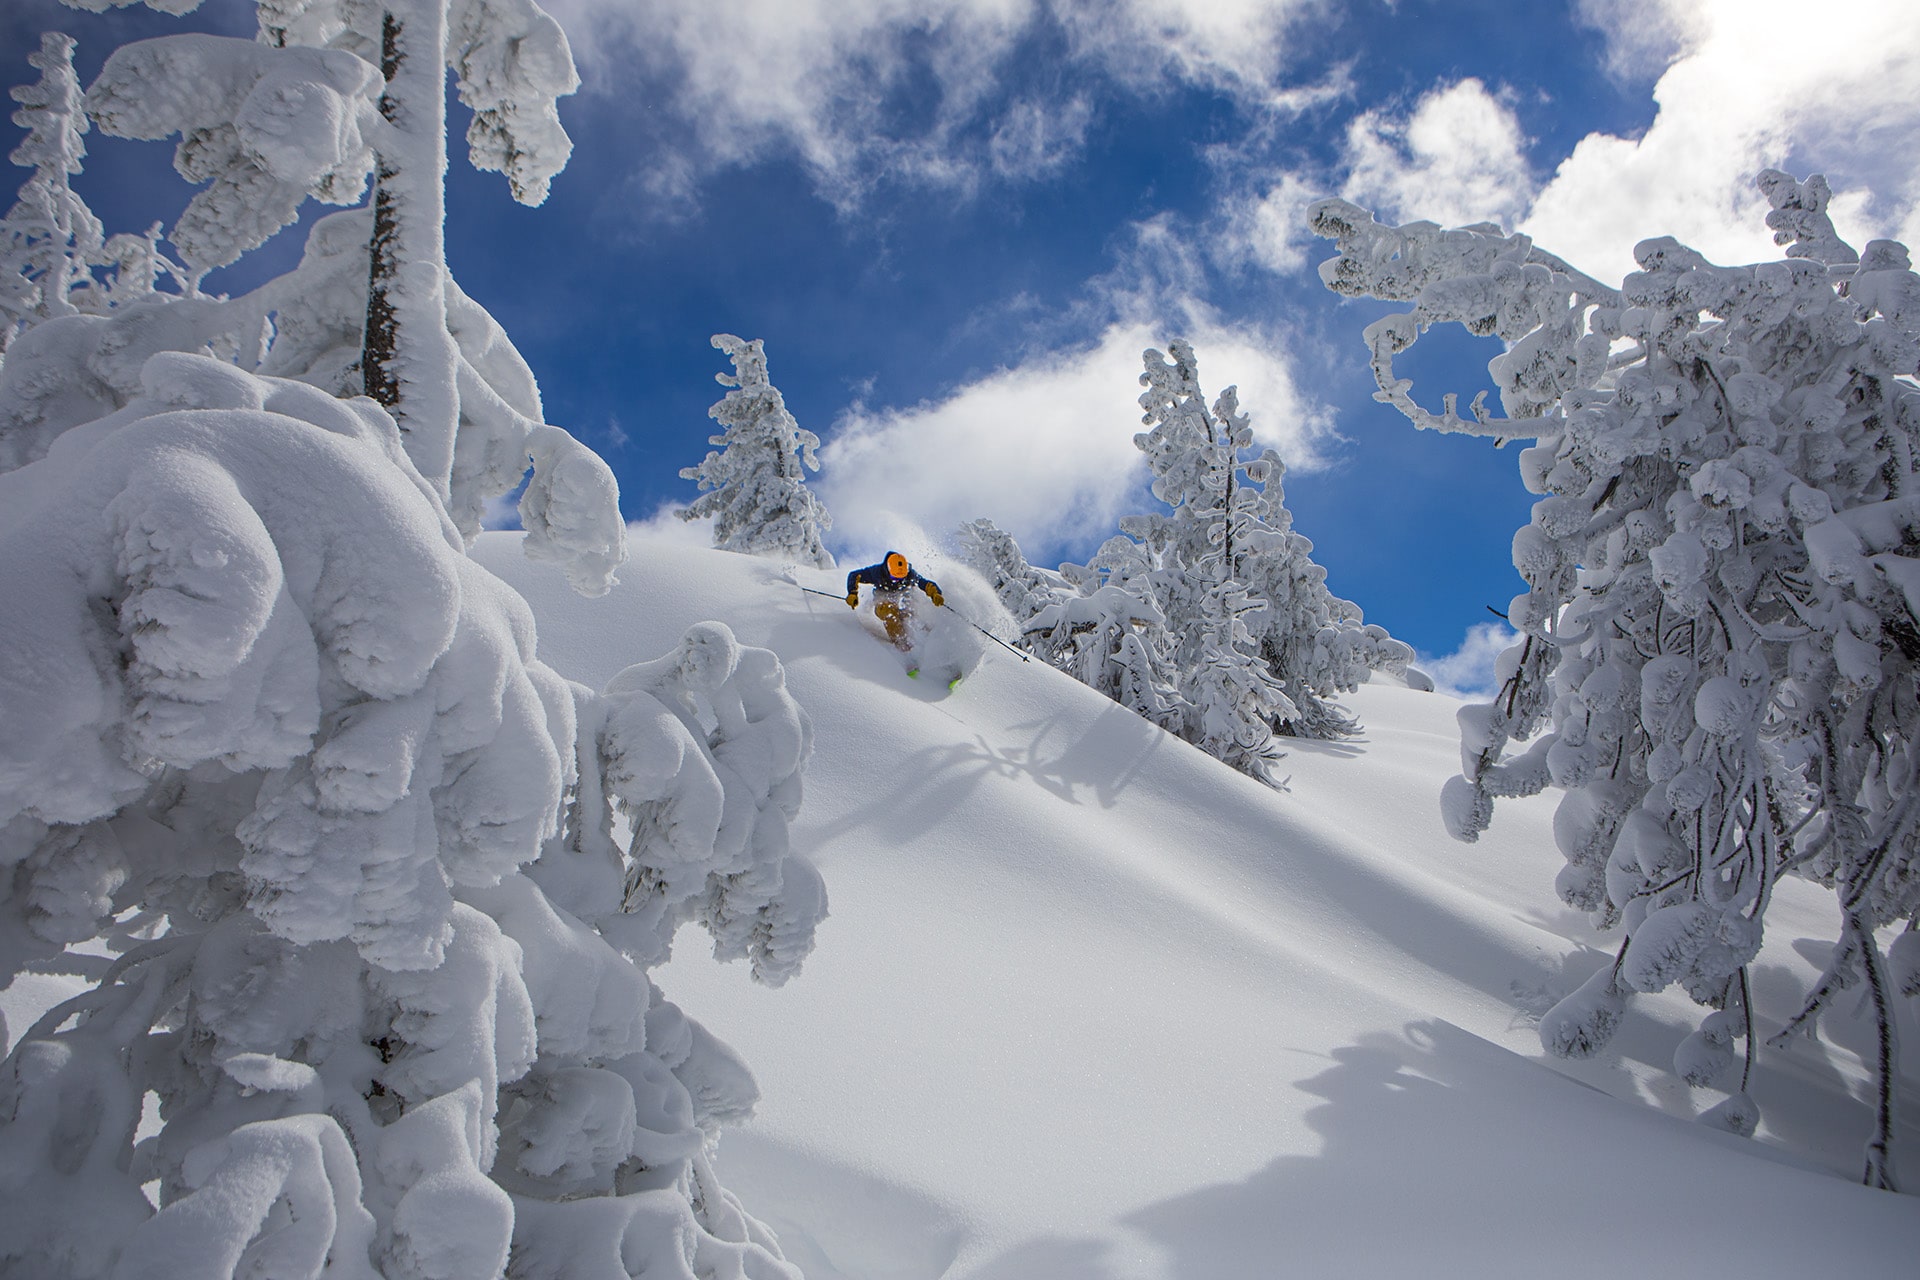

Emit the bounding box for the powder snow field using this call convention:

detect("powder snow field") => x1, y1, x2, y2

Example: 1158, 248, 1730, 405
480, 533, 1920, 1279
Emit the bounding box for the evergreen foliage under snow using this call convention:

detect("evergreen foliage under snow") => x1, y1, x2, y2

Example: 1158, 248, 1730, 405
960, 344, 1413, 781
1313, 170, 1920, 1188
681, 335, 834, 570
0, 4, 822, 1277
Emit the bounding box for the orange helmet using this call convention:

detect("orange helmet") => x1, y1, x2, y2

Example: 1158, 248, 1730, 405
885, 552, 909, 578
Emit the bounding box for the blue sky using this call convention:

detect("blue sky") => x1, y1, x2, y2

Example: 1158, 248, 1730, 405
7, 0, 1919, 695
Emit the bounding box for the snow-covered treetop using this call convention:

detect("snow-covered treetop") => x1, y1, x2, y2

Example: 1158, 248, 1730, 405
2, 31, 103, 338
68, 0, 579, 279
681, 333, 833, 570
8, 32, 89, 194
59, 0, 207, 13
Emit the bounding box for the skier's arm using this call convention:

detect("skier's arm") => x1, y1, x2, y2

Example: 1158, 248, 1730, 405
918, 575, 944, 607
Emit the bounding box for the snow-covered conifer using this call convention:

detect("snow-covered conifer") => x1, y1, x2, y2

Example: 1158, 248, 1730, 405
1003, 342, 1404, 773
1236, 453, 1413, 737
0, 32, 103, 347
0, 3, 621, 583
955, 516, 1067, 626
1030, 535, 1183, 731
681, 334, 834, 569
1312, 171, 1920, 1188
0, 351, 818, 1280
0, 9, 817, 1275
1184, 577, 1290, 777
1119, 343, 1305, 775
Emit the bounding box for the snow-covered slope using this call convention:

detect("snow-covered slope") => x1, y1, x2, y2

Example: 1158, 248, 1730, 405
496, 533, 1918, 1276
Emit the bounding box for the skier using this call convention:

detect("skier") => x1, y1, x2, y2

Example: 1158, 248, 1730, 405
846, 551, 944, 649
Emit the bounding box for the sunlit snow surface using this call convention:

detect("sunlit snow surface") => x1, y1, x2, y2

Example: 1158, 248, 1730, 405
10, 530, 1909, 1277
474, 533, 1920, 1277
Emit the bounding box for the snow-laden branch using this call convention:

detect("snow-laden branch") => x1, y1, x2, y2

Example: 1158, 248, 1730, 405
85, 34, 380, 273
1314, 171, 1920, 1185
0, 354, 814, 1276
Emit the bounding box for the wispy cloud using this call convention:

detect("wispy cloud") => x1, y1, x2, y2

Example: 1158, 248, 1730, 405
545, 0, 1330, 211
1219, 171, 1324, 276
1571, 0, 1708, 83
1219, 77, 1533, 282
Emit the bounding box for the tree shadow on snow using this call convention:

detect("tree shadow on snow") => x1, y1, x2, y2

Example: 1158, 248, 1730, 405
1270, 727, 1370, 761
955, 1238, 1120, 1280
990, 703, 1171, 808
831, 704, 1175, 848
948, 1021, 1916, 1279
707, 1128, 969, 1280
829, 738, 1002, 844
1109, 1020, 1916, 1279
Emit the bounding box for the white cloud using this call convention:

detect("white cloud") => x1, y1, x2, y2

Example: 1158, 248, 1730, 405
1339, 78, 1533, 230
1059, 0, 1324, 96
816, 312, 1329, 564
1522, 0, 1920, 281
1418, 621, 1520, 703
547, 0, 1326, 207
1225, 1, 1920, 289
1221, 171, 1323, 275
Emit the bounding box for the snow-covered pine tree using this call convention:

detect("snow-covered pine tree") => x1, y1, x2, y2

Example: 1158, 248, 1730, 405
0, 32, 103, 349
1120, 342, 1301, 775
1235, 453, 1413, 738
681, 333, 834, 569
1312, 171, 1920, 1188
954, 516, 1067, 626
0, 362, 824, 1275
0, 9, 823, 1278
1028, 534, 1184, 731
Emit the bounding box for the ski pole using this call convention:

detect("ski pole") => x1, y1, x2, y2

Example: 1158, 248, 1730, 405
941, 603, 1030, 662
797, 584, 1028, 663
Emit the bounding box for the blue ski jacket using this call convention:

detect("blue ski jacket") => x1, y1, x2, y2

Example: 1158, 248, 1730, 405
847, 558, 941, 599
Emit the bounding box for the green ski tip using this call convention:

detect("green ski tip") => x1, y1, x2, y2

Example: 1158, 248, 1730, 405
906, 668, 919, 679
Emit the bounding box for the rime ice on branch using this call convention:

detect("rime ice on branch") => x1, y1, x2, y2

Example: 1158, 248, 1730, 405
0, 1, 622, 589
70, 0, 594, 547
1312, 172, 1920, 1189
